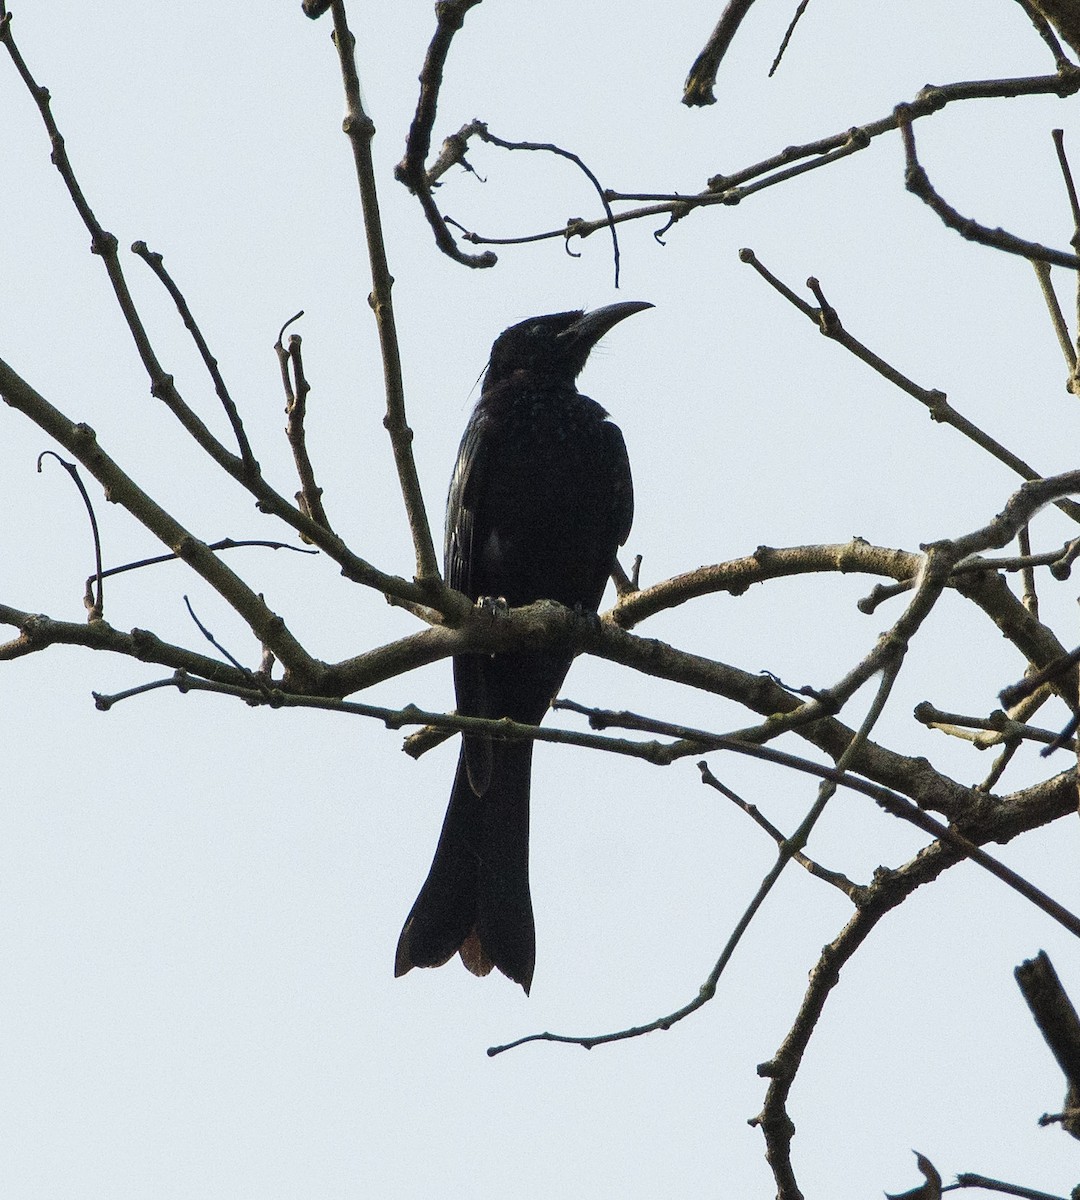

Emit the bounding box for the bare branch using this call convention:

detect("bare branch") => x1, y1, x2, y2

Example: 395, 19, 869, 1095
37, 451, 104, 620
328, 0, 442, 593
0, 602, 254, 687
1015, 949, 1080, 1140
489, 726, 1079, 1058
752, 767, 1077, 1193
913, 700, 1073, 752
683, 0, 762, 106
0, 12, 440, 612
462, 124, 622, 287
394, 2, 495, 269
742, 248, 1080, 524
131, 240, 258, 474
0, 358, 319, 682
0, 14, 266, 476
275, 321, 334, 536
697, 762, 858, 895
898, 104, 1080, 270
465, 70, 1080, 253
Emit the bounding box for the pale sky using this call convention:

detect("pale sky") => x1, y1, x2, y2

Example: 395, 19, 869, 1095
2, 2, 1079, 1197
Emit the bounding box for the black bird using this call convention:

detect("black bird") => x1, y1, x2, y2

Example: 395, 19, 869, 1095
394, 301, 650, 994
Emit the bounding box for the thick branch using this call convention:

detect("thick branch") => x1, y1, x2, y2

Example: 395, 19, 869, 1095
0, 603, 254, 686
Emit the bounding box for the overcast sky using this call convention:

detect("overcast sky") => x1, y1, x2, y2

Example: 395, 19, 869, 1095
2, 2, 1079, 1197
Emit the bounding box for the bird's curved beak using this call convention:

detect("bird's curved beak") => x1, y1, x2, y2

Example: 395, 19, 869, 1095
561, 301, 653, 351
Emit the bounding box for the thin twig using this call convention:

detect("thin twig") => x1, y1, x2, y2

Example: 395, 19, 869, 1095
768, 0, 812, 78
131, 240, 257, 474
466, 124, 622, 287
979, 740, 1023, 792
182, 595, 255, 679
85, 539, 316, 598
329, 0, 442, 595
394, 1, 494, 269
275, 316, 334, 535
741, 248, 1080, 525
37, 451, 104, 619
0, 13, 436, 613
697, 763, 859, 895
1031, 259, 1076, 377
1051, 128, 1080, 235
898, 104, 1080, 270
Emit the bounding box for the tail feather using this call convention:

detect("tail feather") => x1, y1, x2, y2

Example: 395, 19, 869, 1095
395, 741, 535, 994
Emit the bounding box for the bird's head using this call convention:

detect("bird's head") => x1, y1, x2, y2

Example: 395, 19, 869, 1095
483, 301, 653, 392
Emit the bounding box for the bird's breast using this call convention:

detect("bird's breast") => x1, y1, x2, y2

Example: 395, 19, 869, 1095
468, 389, 625, 608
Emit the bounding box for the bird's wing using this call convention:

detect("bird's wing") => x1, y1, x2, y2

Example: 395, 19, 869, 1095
603, 418, 635, 548
445, 408, 496, 791
445, 409, 488, 598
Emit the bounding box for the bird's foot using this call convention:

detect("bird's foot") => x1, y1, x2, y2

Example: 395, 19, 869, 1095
572, 602, 603, 649
475, 595, 509, 619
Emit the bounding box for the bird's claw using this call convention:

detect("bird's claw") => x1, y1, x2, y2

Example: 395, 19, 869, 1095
475, 595, 509, 619
572, 602, 603, 647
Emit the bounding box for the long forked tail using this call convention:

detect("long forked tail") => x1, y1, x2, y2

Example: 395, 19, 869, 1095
394, 740, 536, 994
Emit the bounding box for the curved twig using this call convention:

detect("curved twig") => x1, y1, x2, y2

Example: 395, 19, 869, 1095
898, 104, 1080, 270
470, 124, 623, 288
37, 451, 104, 619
